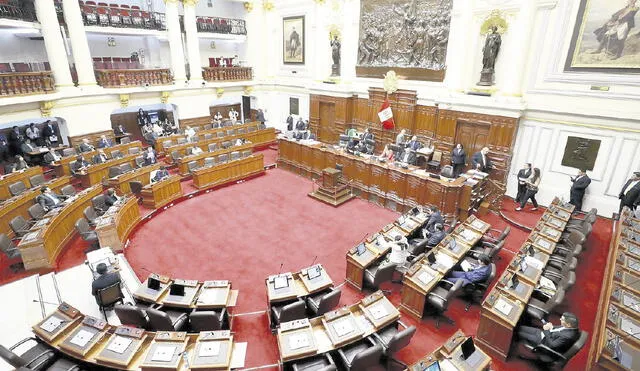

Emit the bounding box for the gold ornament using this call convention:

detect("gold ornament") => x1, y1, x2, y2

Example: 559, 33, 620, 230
182, 0, 198, 6
244, 86, 253, 95
161, 91, 171, 104
383, 71, 399, 95
40, 101, 55, 117
244, 2, 253, 12
263, 1, 274, 11
119, 94, 130, 108
480, 10, 508, 35
328, 24, 341, 40
216, 88, 224, 98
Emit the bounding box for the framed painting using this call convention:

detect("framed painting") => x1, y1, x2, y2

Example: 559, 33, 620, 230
561, 136, 601, 171
283, 16, 305, 64
565, 0, 640, 73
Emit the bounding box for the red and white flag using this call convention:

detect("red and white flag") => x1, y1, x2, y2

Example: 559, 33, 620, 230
378, 99, 395, 130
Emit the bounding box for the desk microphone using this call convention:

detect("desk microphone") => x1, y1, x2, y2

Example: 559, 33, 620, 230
277, 263, 284, 276
33, 299, 60, 306
309, 255, 318, 268
356, 232, 369, 245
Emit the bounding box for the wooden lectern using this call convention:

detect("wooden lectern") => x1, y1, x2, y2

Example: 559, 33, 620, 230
308, 168, 355, 206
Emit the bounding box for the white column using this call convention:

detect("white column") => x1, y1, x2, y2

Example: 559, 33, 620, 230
313, 3, 330, 80
444, 0, 474, 92
34, 0, 74, 88
340, 0, 359, 82
500, 0, 538, 96
182, 0, 202, 84
264, 4, 277, 79
164, 0, 187, 84
62, 0, 97, 87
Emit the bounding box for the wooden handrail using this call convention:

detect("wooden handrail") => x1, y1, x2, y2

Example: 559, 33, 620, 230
0, 71, 55, 97
95, 68, 172, 88
202, 67, 252, 82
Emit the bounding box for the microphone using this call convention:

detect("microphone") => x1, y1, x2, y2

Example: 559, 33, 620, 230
277, 263, 284, 276
33, 299, 60, 306
356, 232, 369, 246
309, 255, 318, 268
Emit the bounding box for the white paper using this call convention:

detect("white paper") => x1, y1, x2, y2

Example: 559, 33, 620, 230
622, 293, 639, 312
70, 329, 93, 347
537, 238, 551, 249
418, 271, 434, 285
229, 342, 247, 369
107, 336, 132, 354
495, 298, 513, 316
151, 345, 175, 362
197, 289, 223, 304
461, 229, 476, 241
199, 341, 221, 357
40, 316, 63, 333
332, 318, 354, 337
436, 253, 454, 268
524, 256, 544, 270
472, 220, 485, 229
620, 317, 640, 339
460, 260, 472, 272
288, 333, 310, 350
369, 303, 388, 320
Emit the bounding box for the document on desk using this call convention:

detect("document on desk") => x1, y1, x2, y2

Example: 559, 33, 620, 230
418, 270, 434, 285
471, 219, 486, 230
524, 256, 543, 270
495, 298, 513, 317
436, 253, 454, 268
151, 345, 176, 362
460, 229, 476, 242
332, 318, 354, 337
288, 333, 310, 350
620, 317, 640, 340
536, 238, 551, 250
198, 289, 223, 304
107, 336, 132, 354
460, 260, 472, 272
199, 341, 221, 357
369, 302, 389, 320
622, 293, 639, 313
40, 316, 64, 333
70, 329, 94, 347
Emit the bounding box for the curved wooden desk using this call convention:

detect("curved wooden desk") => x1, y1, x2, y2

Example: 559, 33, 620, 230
409, 330, 491, 370
17, 186, 102, 270
154, 121, 261, 154
109, 163, 161, 194
141, 174, 183, 209
0, 175, 71, 237
32, 302, 240, 370
0, 166, 42, 200
176, 143, 253, 176
94, 197, 141, 252
53, 141, 142, 177
192, 153, 265, 190
77, 154, 138, 188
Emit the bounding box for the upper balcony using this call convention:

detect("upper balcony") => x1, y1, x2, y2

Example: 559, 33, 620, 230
0, 1, 37, 23
195, 16, 246, 36
79, 2, 166, 31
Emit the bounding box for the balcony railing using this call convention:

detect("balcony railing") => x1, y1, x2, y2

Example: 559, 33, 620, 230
80, 4, 166, 30
195, 16, 246, 35
0, 2, 37, 22
0, 72, 55, 97
202, 67, 252, 82
95, 68, 172, 88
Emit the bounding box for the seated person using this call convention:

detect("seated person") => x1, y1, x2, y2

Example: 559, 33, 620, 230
184, 126, 196, 142
398, 148, 417, 165
92, 149, 109, 164
144, 147, 157, 165
3, 161, 16, 174
214, 111, 224, 127
71, 155, 90, 175
357, 128, 375, 154
412, 223, 446, 248
14, 155, 29, 171
395, 129, 406, 145
43, 148, 61, 165
21, 139, 37, 154
379, 144, 395, 162
36, 186, 69, 211
114, 124, 127, 136
104, 188, 121, 207
189, 145, 203, 156
151, 166, 170, 183
424, 206, 444, 233
387, 234, 409, 265
517, 312, 581, 356
406, 135, 422, 151
91, 262, 122, 305
79, 138, 95, 153
97, 135, 113, 148
446, 254, 491, 286
152, 122, 164, 137
162, 119, 178, 135
346, 127, 357, 138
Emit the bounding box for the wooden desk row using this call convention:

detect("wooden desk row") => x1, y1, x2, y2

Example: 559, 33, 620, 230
33, 303, 240, 370
18, 186, 103, 270
278, 138, 487, 219
175, 142, 253, 177
409, 330, 492, 371
0, 166, 42, 200
266, 264, 334, 305
476, 197, 575, 360
0, 175, 71, 237
588, 208, 640, 370
400, 215, 491, 319
109, 163, 161, 195
141, 174, 184, 209
192, 153, 265, 191
53, 140, 142, 177
154, 121, 261, 154
77, 153, 139, 188
95, 196, 141, 252
276, 291, 400, 365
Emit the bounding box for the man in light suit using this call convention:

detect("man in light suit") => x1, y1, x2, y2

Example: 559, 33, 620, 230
36, 186, 68, 211
446, 254, 492, 286
619, 172, 640, 212
91, 263, 121, 305
144, 147, 157, 165
92, 149, 108, 164
471, 147, 492, 172
517, 312, 581, 356
406, 135, 421, 151
569, 169, 591, 212
516, 163, 532, 204
97, 135, 113, 148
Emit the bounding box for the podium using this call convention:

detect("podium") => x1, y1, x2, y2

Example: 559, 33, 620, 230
308, 168, 355, 206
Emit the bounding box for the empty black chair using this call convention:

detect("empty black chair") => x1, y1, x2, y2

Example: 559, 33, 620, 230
440, 165, 455, 178
208, 143, 218, 152
111, 149, 123, 159
218, 154, 229, 163
74, 218, 99, 251
46, 357, 83, 371
83, 206, 98, 226
108, 166, 122, 178
60, 185, 76, 197
203, 124, 213, 130
96, 282, 124, 319
120, 163, 133, 173
337, 338, 383, 370
129, 181, 143, 203
270, 300, 306, 329
91, 195, 107, 215
135, 156, 145, 168
525, 287, 566, 322
426, 279, 464, 328
291, 354, 337, 371
203, 157, 215, 167
189, 308, 227, 331
29, 174, 46, 187
28, 204, 47, 220
128, 147, 140, 155
216, 131, 224, 138
0, 233, 23, 272
519, 330, 588, 369
306, 288, 341, 317
372, 325, 417, 368
9, 181, 27, 196
10, 216, 32, 237
146, 308, 188, 331
204, 133, 213, 140
230, 151, 240, 161
115, 304, 149, 329
221, 141, 232, 149
363, 262, 396, 291
170, 150, 182, 163
0, 338, 56, 370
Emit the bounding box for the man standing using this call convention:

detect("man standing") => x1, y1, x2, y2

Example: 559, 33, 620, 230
569, 169, 591, 212
395, 129, 406, 145
42, 120, 59, 147
91, 263, 121, 305
256, 109, 266, 126
25, 123, 40, 146
289, 26, 300, 58
451, 144, 466, 177
472, 147, 492, 172
8, 126, 24, 156
619, 172, 640, 212
516, 163, 533, 204
517, 312, 581, 357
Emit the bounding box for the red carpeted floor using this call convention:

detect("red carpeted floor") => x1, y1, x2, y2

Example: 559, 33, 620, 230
0, 148, 613, 369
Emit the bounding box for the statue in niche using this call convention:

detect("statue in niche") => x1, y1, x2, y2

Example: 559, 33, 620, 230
330, 35, 341, 76
478, 25, 502, 86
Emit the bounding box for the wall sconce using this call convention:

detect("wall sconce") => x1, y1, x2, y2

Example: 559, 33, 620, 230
210, 41, 216, 49
107, 37, 116, 47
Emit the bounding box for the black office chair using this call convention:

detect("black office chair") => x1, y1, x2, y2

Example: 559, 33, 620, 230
543, 264, 576, 292
29, 174, 46, 187
427, 150, 442, 170
45, 357, 83, 371
115, 304, 149, 329
60, 185, 76, 197
519, 330, 588, 369
230, 151, 241, 161
203, 157, 216, 168
111, 149, 123, 159
425, 279, 464, 328
187, 161, 199, 174
170, 150, 182, 163
28, 204, 47, 220
83, 206, 98, 226
120, 163, 133, 173
218, 154, 229, 163
128, 181, 143, 204
363, 262, 396, 292
189, 308, 227, 331
108, 166, 122, 178
221, 141, 232, 149
0, 338, 56, 370
0, 233, 23, 272
95, 282, 124, 319
10, 215, 33, 237
135, 156, 145, 168
208, 143, 218, 152
461, 263, 496, 311
464, 240, 504, 265
481, 226, 511, 245
291, 354, 337, 371
372, 325, 417, 368
306, 288, 341, 317
242, 150, 252, 158
91, 195, 107, 215
525, 287, 566, 323
9, 181, 27, 196
74, 218, 99, 252
146, 308, 188, 331
270, 300, 306, 330
337, 338, 383, 370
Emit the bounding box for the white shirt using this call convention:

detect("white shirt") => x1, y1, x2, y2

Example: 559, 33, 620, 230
387, 237, 409, 264
26, 127, 39, 139
191, 147, 203, 155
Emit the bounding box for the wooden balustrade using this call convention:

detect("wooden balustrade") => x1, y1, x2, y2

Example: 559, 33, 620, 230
95, 68, 172, 88
0, 72, 55, 97
202, 67, 252, 82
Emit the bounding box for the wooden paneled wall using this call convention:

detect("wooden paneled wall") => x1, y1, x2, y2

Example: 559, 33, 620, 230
208, 103, 242, 119
68, 130, 116, 149
110, 110, 176, 143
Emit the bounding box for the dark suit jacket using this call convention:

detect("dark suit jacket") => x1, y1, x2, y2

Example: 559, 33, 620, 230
620, 179, 640, 207
79, 143, 94, 153
448, 264, 491, 286
426, 211, 444, 232
471, 151, 492, 172
42, 125, 58, 142
400, 150, 417, 165
406, 140, 421, 151
36, 193, 65, 210
43, 152, 59, 164
153, 170, 170, 182
451, 148, 466, 165
427, 230, 446, 247
517, 168, 532, 184
92, 272, 121, 296
256, 111, 265, 123
15, 160, 28, 170
114, 127, 126, 136
8, 130, 24, 145
570, 175, 591, 199
105, 194, 119, 207
295, 120, 306, 130
97, 139, 113, 148
92, 154, 108, 164
362, 133, 375, 142
541, 327, 580, 353
71, 160, 90, 174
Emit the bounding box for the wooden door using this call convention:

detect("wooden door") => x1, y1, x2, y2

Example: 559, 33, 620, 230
455, 121, 490, 170
319, 102, 335, 143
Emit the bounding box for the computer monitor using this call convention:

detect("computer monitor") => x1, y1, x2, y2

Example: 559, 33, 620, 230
527, 244, 536, 257
460, 337, 476, 360
448, 238, 456, 251
147, 276, 161, 291
519, 259, 528, 273
427, 253, 436, 264
506, 274, 519, 290
356, 243, 366, 256
421, 361, 441, 371
410, 207, 419, 216
307, 265, 322, 280
169, 283, 185, 296
273, 275, 289, 290
398, 215, 406, 225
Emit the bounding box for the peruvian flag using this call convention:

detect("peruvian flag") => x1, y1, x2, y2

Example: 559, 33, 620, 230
378, 99, 395, 130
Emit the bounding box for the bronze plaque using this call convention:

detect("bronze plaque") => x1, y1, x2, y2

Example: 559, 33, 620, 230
561, 136, 601, 170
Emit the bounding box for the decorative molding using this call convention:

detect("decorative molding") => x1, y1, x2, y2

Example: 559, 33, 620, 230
182, 0, 198, 6
119, 94, 130, 108
160, 91, 171, 104
216, 88, 224, 98
40, 101, 55, 117
163, 0, 180, 4
383, 71, 399, 95
263, 1, 274, 11
244, 2, 253, 12
243, 86, 253, 96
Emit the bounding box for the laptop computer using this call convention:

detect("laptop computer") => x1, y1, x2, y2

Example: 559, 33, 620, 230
519, 260, 529, 274
147, 277, 161, 291
169, 283, 185, 297
447, 238, 457, 251
356, 243, 366, 256
307, 265, 322, 280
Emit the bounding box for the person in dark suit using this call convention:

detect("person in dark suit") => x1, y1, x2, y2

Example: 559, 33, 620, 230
471, 147, 492, 172
79, 138, 95, 153
425, 207, 444, 233
41, 121, 59, 147
399, 149, 417, 165
144, 147, 157, 165
451, 144, 466, 177
114, 124, 126, 136
446, 254, 492, 286
71, 155, 90, 175
151, 166, 170, 183
406, 136, 421, 151
91, 263, 121, 304
20, 139, 37, 154
426, 223, 446, 247
43, 148, 61, 165
516, 163, 533, 204
362, 128, 374, 142
295, 118, 306, 131
36, 186, 68, 211
517, 312, 581, 355
136, 108, 150, 127
14, 155, 28, 170
97, 135, 113, 149
8, 126, 24, 156
286, 115, 294, 131
104, 188, 121, 207
0, 136, 9, 163
92, 149, 108, 164
619, 172, 640, 212
256, 109, 266, 125
569, 169, 591, 212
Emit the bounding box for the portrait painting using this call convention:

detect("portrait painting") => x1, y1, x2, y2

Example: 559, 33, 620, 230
283, 16, 305, 64
566, 0, 640, 72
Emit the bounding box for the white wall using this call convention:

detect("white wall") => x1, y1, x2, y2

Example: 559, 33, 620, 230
86, 34, 171, 68
0, 30, 48, 63
198, 38, 245, 67
194, 0, 244, 19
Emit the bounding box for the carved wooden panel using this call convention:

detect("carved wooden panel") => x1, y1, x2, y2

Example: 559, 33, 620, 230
370, 163, 389, 194
405, 176, 423, 205
311, 147, 325, 173
415, 105, 437, 140
388, 168, 407, 201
